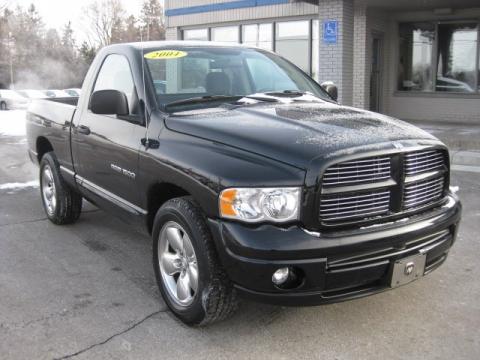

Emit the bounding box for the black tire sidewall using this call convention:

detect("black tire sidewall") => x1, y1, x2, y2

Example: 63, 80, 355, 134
152, 199, 213, 325
0, 102, 6, 110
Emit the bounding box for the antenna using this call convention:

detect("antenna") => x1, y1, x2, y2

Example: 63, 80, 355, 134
141, 16, 150, 149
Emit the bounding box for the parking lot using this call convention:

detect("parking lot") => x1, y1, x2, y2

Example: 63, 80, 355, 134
1, 111, 479, 360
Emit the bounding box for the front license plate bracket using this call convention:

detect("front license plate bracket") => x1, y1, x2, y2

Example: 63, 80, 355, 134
390, 253, 426, 288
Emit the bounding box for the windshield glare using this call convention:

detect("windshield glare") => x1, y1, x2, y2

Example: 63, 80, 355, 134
145, 46, 329, 111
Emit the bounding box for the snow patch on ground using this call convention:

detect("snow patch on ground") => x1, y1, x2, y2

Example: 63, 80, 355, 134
450, 186, 459, 194
0, 110, 27, 137
0, 180, 38, 190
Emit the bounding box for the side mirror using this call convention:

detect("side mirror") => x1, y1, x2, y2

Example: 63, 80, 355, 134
321, 81, 338, 102
90, 89, 129, 116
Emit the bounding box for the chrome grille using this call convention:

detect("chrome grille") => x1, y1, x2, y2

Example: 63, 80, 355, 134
405, 150, 445, 175
318, 148, 448, 228
319, 190, 390, 224
403, 177, 445, 210
322, 156, 391, 187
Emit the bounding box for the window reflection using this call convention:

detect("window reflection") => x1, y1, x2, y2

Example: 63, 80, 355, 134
242, 24, 273, 50
183, 29, 208, 41
399, 21, 480, 93
436, 23, 478, 93
275, 20, 310, 73
211, 26, 239, 43
398, 22, 435, 91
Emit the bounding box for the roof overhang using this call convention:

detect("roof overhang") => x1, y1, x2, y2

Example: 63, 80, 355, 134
292, 0, 480, 10
291, 0, 318, 4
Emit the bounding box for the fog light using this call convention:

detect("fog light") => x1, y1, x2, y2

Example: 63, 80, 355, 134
272, 267, 290, 285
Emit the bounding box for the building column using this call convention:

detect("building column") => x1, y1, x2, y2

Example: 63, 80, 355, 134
165, 27, 179, 40
317, 0, 354, 105
352, 1, 369, 109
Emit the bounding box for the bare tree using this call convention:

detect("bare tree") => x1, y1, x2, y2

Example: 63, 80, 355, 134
140, 0, 165, 41
83, 0, 125, 47
0, 1, 11, 12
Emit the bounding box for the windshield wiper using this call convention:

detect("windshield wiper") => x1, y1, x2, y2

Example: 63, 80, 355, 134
164, 94, 279, 112
165, 95, 244, 111
264, 90, 311, 97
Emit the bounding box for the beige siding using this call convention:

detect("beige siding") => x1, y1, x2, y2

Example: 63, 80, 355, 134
166, 1, 318, 28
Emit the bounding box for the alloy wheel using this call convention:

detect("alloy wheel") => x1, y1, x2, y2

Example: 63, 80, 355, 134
41, 165, 57, 216
158, 221, 199, 306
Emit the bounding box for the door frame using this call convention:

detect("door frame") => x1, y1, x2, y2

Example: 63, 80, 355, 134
370, 31, 384, 112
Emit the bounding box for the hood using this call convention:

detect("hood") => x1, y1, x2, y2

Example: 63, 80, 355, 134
165, 101, 438, 169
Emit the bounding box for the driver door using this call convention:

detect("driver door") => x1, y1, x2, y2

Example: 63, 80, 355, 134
72, 54, 145, 217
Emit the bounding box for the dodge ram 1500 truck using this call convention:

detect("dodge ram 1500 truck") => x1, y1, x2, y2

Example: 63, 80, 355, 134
26, 41, 462, 326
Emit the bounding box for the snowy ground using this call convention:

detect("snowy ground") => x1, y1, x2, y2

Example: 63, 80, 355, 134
0, 110, 27, 137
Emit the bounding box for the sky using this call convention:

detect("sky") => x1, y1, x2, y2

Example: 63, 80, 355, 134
11, 0, 159, 43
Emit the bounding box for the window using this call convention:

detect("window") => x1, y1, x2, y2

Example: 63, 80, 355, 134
398, 22, 435, 91
312, 20, 319, 81
211, 26, 239, 43
242, 23, 273, 50
437, 23, 478, 93
183, 28, 208, 41
275, 21, 310, 73
93, 54, 136, 113
398, 21, 480, 93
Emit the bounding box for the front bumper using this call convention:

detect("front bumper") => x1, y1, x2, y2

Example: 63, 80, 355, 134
208, 194, 462, 306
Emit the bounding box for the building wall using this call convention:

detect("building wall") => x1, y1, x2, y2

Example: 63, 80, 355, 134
164, 1, 480, 124
317, 0, 354, 105
353, 4, 389, 111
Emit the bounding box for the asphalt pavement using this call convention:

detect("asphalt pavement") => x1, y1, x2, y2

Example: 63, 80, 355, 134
0, 113, 479, 360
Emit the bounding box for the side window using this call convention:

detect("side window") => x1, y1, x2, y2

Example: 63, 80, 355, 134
93, 54, 136, 114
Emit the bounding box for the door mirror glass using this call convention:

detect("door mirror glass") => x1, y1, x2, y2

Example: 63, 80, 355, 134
90, 89, 129, 116
321, 81, 338, 101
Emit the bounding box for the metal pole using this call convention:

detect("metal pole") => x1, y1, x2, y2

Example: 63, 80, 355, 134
8, 32, 14, 89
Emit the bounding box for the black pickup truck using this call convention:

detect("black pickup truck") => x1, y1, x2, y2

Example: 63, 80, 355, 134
26, 41, 461, 326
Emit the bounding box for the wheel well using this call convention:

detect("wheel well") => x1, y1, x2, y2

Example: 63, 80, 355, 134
147, 183, 190, 234
36, 137, 53, 162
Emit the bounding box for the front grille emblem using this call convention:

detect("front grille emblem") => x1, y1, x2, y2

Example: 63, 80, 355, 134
404, 261, 415, 275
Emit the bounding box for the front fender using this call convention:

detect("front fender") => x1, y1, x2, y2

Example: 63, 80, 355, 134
138, 129, 306, 218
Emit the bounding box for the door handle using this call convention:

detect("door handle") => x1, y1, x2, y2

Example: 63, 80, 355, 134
77, 125, 91, 135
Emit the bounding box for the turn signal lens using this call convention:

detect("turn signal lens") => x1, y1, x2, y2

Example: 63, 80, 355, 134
219, 187, 301, 223
219, 188, 237, 217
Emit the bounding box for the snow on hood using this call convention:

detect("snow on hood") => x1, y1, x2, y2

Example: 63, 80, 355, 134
165, 102, 438, 169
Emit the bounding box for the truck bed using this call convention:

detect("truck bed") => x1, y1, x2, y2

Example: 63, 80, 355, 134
26, 97, 79, 170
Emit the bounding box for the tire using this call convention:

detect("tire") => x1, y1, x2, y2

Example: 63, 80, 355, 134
39, 152, 82, 225
0, 102, 7, 110
153, 197, 238, 326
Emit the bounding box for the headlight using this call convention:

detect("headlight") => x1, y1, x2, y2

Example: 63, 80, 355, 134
219, 187, 301, 223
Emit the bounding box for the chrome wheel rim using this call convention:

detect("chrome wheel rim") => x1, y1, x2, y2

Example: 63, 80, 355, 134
41, 165, 56, 216
158, 221, 198, 307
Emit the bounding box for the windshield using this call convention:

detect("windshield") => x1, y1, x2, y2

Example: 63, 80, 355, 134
145, 46, 330, 111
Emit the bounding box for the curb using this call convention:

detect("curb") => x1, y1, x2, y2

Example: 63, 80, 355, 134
450, 151, 480, 167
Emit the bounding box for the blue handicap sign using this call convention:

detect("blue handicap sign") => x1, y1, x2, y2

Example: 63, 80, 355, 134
323, 20, 338, 44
